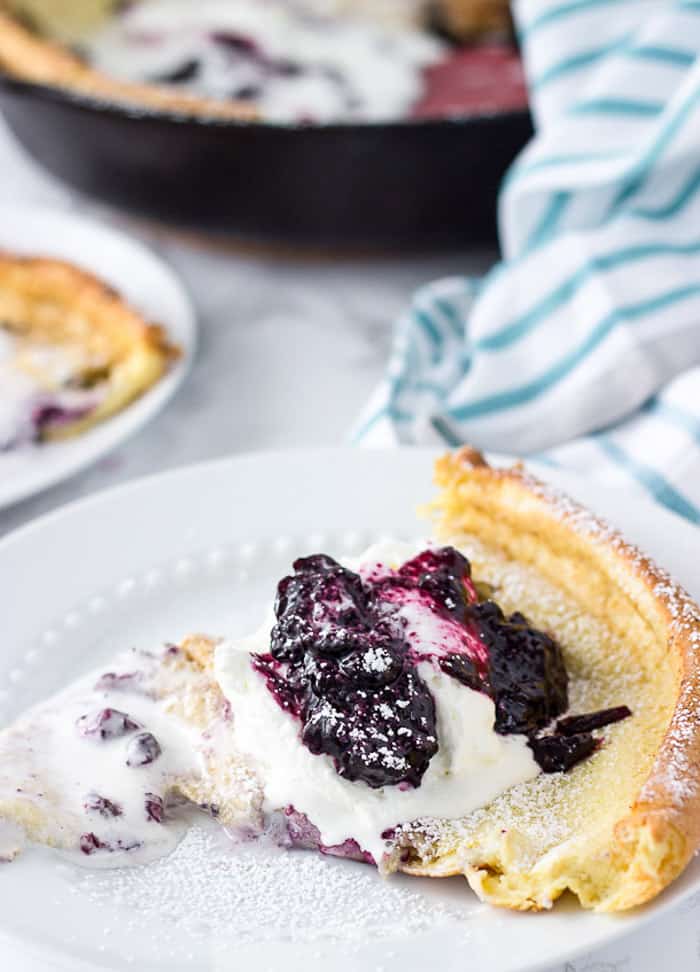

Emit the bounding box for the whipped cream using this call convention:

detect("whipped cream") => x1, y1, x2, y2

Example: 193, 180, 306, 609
0, 647, 206, 866
214, 541, 540, 864
85, 0, 443, 123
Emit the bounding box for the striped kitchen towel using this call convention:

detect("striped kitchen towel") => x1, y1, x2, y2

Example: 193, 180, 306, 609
355, 0, 700, 523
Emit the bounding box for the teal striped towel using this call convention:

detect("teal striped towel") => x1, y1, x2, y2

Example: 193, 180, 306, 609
355, 0, 700, 523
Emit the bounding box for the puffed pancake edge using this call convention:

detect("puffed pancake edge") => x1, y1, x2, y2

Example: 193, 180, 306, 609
0, 8, 258, 120
398, 447, 700, 912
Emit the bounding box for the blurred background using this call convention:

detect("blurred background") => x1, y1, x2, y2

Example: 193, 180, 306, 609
0, 0, 525, 531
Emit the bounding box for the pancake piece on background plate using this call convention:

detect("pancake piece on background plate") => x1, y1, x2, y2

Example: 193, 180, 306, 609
1, 448, 698, 913
0, 252, 178, 450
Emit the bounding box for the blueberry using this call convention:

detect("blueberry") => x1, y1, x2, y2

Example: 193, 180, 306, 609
76, 708, 141, 740
93, 672, 142, 693
79, 832, 141, 854
275, 59, 303, 77
555, 706, 631, 736
126, 732, 161, 767
199, 802, 220, 818
211, 31, 259, 55
145, 793, 165, 823
32, 401, 91, 436
528, 732, 598, 773
474, 603, 568, 735
83, 792, 122, 818
292, 554, 340, 574
231, 84, 261, 100
397, 547, 470, 582
80, 832, 106, 855
391, 547, 474, 623
115, 838, 142, 852
265, 553, 444, 787
473, 600, 505, 625
271, 557, 369, 661
150, 58, 200, 84
301, 666, 438, 789
339, 641, 403, 688
438, 654, 483, 692
302, 654, 346, 695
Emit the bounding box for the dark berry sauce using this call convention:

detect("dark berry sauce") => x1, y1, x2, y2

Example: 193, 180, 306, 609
257, 548, 630, 788
94, 671, 144, 694
472, 603, 568, 736
255, 553, 438, 788
32, 401, 94, 439
555, 706, 632, 736
283, 806, 375, 865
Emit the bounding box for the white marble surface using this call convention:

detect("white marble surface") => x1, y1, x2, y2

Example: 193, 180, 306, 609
1, 117, 698, 972
0, 118, 493, 537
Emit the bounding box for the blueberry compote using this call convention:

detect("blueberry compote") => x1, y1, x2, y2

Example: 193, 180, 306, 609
253, 547, 630, 787
255, 554, 438, 788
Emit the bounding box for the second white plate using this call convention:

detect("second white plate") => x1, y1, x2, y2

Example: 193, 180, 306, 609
0, 203, 196, 510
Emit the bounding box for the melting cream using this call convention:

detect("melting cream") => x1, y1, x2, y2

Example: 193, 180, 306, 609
0, 647, 205, 866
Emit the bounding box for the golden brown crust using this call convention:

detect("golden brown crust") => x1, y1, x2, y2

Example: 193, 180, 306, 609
0, 9, 258, 121
0, 250, 179, 439
434, 0, 512, 38
414, 447, 700, 911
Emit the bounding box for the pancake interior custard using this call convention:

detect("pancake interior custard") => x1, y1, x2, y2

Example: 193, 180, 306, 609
0, 252, 177, 449
1, 449, 699, 914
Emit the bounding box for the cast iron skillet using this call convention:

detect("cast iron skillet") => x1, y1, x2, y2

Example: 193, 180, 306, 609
0, 70, 532, 248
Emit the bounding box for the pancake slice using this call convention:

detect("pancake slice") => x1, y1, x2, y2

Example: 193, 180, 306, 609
2, 449, 699, 914
393, 448, 700, 911
0, 252, 178, 444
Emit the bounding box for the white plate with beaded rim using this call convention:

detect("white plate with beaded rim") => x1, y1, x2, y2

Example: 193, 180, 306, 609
1, 447, 700, 972
0, 203, 196, 510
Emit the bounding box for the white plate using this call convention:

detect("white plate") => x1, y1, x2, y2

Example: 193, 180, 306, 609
0, 204, 196, 510
1, 447, 699, 972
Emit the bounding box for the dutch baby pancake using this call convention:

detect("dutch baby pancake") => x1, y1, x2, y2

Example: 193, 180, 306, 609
0, 252, 177, 447
1, 449, 698, 916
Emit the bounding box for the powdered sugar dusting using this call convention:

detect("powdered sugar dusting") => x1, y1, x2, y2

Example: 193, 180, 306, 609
511, 464, 687, 594
75, 824, 473, 948
642, 583, 700, 807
